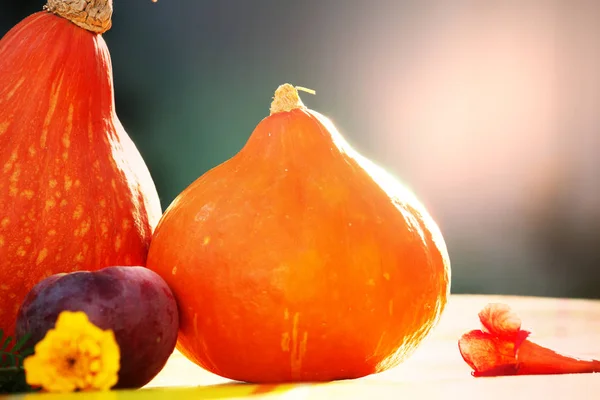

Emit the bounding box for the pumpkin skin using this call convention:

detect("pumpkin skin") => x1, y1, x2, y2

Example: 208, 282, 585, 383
146, 84, 451, 383
0, 10, 162, 337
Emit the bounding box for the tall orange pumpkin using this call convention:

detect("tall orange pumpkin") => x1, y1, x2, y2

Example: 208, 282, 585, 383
147, 84, 451, 383
0, 0, 162, 336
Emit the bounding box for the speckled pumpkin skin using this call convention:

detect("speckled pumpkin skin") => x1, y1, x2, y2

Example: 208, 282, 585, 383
147, 103, 451, 383
0, 12, 161, 337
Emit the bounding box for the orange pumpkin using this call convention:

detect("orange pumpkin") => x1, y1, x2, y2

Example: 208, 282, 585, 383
146, 84, 451, 383
0, 1, 162, 336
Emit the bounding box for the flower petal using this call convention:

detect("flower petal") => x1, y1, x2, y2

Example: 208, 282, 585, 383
478, 303, 521, 337
23, 310, 120, 393
458, 330, 518, 375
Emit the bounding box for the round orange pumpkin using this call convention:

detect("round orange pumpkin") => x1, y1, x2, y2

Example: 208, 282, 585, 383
146, 84, 451, 383
0, 1, 161, 336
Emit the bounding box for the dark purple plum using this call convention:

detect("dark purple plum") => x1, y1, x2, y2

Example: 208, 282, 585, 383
15, 266, 179, 389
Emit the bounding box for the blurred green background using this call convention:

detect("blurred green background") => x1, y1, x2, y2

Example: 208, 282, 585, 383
2, 1, 599, 299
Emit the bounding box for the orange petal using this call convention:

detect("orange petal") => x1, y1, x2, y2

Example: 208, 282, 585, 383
460, 303, 599, 377
458, 330, 518, 375
478, 303, 521, 337
516, 339, 600, 375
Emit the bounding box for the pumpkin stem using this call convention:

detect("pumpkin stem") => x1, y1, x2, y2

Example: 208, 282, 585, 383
44, 0, 114, 34
270, 84, 315, 115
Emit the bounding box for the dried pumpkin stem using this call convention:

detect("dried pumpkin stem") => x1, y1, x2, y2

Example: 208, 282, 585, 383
44, 0, 113, 34
270, 84, 315, 115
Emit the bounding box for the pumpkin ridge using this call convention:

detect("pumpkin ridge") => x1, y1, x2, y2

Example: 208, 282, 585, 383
145, 84, 451, 383
0, 3, 161, 336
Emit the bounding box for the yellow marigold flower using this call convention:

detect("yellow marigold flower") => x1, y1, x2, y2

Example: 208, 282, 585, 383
23, 311, 120, 393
